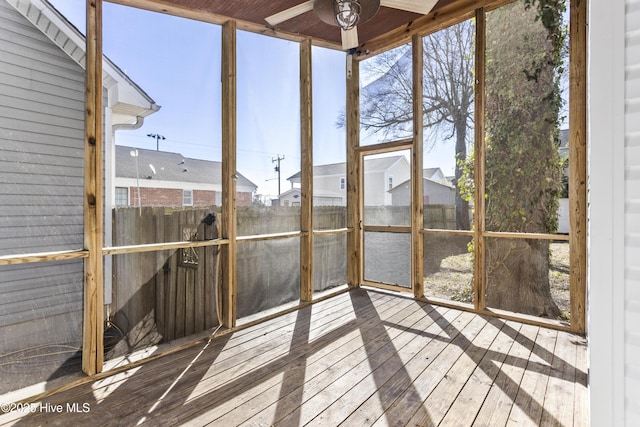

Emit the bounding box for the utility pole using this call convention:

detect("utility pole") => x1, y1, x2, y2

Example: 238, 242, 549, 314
147, 133, 165, 151
272, 154, 285, 196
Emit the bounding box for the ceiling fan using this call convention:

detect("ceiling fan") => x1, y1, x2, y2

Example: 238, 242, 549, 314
265, 0, 439, 50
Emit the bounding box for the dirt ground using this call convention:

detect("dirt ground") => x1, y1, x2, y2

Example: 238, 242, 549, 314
423, 241, 570, 320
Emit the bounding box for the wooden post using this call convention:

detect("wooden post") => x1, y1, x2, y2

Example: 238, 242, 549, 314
83, 0, 104, 375
300, 38, 313, 302
412, 34, 424, 299
221, 20, 237, 328
346, 54, 361, 288
569, 0, 587, 334
473, 8, 487, 311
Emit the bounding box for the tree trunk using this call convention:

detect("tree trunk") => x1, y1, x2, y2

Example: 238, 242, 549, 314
483, 1, 564, 319
485, 238, 560, 318
453, 119, 470, 230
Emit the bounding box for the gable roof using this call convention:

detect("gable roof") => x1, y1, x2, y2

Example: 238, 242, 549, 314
424, 167, 443, 180
115, 146, 257, 190
287, 155, 406, 182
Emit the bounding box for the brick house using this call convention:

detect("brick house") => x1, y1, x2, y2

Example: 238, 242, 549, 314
115, 146, 257, 207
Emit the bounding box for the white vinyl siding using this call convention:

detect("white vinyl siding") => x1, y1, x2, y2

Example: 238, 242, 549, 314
626, 0, 640, 422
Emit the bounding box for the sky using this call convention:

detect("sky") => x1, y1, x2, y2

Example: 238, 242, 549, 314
48, 0, 459, 198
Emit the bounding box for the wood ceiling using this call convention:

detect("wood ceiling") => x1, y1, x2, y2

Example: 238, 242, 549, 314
110, 0, 461, 54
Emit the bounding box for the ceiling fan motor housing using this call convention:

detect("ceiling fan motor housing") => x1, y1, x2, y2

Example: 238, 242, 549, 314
314, 0, 381, 27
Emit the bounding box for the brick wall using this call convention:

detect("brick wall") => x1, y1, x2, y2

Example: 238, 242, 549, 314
128, 187, 253, 207
130, 187, 182, 207
193, 190, 216, 206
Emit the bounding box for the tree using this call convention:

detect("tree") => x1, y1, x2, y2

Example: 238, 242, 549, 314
483, 0, 566, 318
352, 20, 475, 230
351, 0, 567, 319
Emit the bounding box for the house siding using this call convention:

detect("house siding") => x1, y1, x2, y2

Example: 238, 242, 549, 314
0, 1, 85, 256
626, 0, 640, 422
0, 0, 85, 394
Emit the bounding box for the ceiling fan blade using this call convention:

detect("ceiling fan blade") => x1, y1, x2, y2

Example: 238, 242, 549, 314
265, 0, 314, 26
380, 0, 438, 15
341, 27, 359, 50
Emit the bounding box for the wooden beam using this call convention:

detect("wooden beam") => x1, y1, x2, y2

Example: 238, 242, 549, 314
412, 34, 424, 299
346, 54, 362, 288
421, 229, 475, 236
482, 231, 570, 241
107, 0, 342, 51
236, 231, 305, 243
300, 38, 313, 302
569, 0, 587, 334
0, 250, 89, 266
102, 239, 229, 256
355, 0, 514, 60
221, 20, 237, 328
363, 225, 412, 233
353, 138, 413, 154
83, 0, 104, 376
473, 7, 486, 311
313, 228, 351, 236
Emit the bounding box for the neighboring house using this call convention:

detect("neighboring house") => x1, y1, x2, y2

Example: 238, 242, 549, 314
0, 0, 157, 393
277, 187, 302, 207
114, 146, 257, 208
286, 161, 348, 206
286, 161, 457, 208
423, 167, 452, 185
390, 175, 457, 206
285, 155, 410, 207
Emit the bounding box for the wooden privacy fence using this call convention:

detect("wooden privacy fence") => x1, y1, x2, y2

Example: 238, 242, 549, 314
111, 207, 220, 355
110, 204, 458, 355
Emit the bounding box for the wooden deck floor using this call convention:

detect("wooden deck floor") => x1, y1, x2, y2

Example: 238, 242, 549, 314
0, 288, 588, 426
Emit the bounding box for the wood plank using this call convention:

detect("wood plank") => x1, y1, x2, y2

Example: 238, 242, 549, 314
474, 7, 487, 311
195, 245, 205, 331
439, 320, 523, 426
356, 0, 514, 59
33, 290, 380, 416
0, 290, 589, 427
165, 213, 180, 341
155, 215, 166, 337
107, 0, 342, 50
412, 34, 424, 299
82, 0, 104, 376
569, 0, 588, 334
539, 331, 579, 426
313, 306, 466, 426
200, 297, 426, 426
482, 231, 571, 241
99, 292, 404, 425
573, 334, 589, 426
0, 250, 88, 265
506, 327, 558, 425
221, 20, 237, 328
175, 243, 187, 338
239, 297, 436, 426
407, 316, 506, 426
300, 38, 313, 303
346, 55, 361, 288
374, 312, 488, 426
353, 137, 413, 154
472, 323, 540, 426
338, 304, 463, 424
